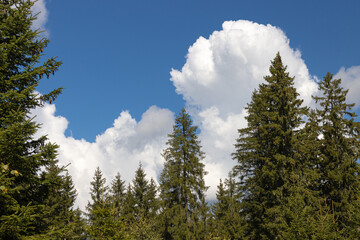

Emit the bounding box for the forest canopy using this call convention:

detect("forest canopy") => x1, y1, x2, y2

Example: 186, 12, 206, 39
1, 0, 359, 239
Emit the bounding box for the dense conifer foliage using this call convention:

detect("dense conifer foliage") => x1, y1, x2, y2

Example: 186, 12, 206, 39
233, 53, 320, 238
86, 167, 128, 239
211, 176, 243, 239
1, 1, 360, 238
125, 163, 161, 239
312, 73, 360, 238
110, 172, 126, 220
0, 0, 82, 238
159, 108, 209, 239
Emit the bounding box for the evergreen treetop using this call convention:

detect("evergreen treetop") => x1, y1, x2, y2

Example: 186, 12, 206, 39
160, 107, 209, 239
233, 53, 310, 238
312, 73, 360, 238
110, 172, 126, 217
87, 167, 109, 212
0, 0, 79, 238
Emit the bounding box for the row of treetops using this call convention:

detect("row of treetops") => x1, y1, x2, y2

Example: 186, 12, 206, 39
1, 0, 359, 239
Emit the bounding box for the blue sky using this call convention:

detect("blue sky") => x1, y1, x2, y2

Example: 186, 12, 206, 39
32, 0, 360, 209
39, 0, 360, 141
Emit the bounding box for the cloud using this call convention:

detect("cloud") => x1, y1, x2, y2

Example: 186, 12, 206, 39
334, 65, 360, 108
32, 104, 174, 209
198, 107, 248, 197
33, 20, 323, 209
31, 0, 49, 35
171, 20, 317, 114
170, 20, 318, 198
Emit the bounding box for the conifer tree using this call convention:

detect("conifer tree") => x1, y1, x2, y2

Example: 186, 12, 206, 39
110, 172, 126, 219
132, 163, 150, 218
0, 0, 69, 238
31, 158, 86, 239
160, 107, 208, 240
86, 167, 118, 239
87, 167, 109, 213
213, 179, 227, 223
123, 183, 135, 221
212, 176, 243, 239
233, 53, 312, 238
146, 178, 159, 219
312, 73, 360, 238
125, 163, 161, 239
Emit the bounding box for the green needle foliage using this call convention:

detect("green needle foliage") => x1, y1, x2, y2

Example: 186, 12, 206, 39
30, 158, 86, 239
86, 167, 129, 239
211, 176, 243, 239
86, 167, 109, 214
312, 73, 360, 238
232, 53, 314, 239
132, 163, 158, 219
110, 172, 126, 220
160, 108, 209, 240
124, 163, 161, 239
3, 1, 360, 237
0, 0, 81, 238
86, 167, 111, 238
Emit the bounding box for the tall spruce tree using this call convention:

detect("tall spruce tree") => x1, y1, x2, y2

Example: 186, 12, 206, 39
312, 73, 360, 238
159, 107, 208, 240
0, 0, 74, 238
233, 53, 314, 238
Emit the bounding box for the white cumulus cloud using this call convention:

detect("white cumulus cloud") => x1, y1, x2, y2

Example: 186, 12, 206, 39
33, 20, 328, 208
31, 0, 48, 35
334, 65, 360, 108
170, 20, 318, 198
32, 104, 174, 209
171, 20, 317, 116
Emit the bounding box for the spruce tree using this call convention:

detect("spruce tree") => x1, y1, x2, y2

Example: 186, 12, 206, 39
146, 178, 159, 219
313, 73, 360, 238
0, 0, 68, 238
132, 163, 150, 218
159, 107, 208, 240
87, 167, 109, 213
110, 172, 126, 220
123, 183, 135, 221
86, 167, 118, 239
125, 163, 161, 239
212, 176, 243, 239
233, 53, 313, 238
213, 179, 227, 225
32, 158, 86, 239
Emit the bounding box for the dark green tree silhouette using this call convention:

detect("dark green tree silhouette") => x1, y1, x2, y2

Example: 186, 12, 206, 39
125, 163, 161, 239
160, 108, 209, 240
110, 172, 126, 219
211, 176, 244, 239
0, 0, 74, 238
32, 158, 86, 239
312, 73, 360, 238
86, 167, 121, 239
233, 53, 315, 238
87, 167, 109, 214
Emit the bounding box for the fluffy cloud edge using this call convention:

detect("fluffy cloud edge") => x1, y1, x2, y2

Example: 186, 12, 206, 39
30, 19, 360, 211
334, 65, 360, 108
31, 0, 49, 36
32, 104, 174, 209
